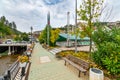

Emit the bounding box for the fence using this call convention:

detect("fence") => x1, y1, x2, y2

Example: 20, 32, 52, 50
0, 60, 19, 80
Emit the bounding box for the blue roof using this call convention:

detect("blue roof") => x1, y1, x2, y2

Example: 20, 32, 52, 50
59, 33, 90, 41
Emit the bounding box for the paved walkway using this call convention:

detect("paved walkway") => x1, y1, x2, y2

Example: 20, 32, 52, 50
28, 43, 88, 80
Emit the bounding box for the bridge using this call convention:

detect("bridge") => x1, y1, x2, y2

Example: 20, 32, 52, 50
0, 43, 31, 55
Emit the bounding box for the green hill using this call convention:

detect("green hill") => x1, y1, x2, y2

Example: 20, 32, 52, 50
0, 16, 21, 38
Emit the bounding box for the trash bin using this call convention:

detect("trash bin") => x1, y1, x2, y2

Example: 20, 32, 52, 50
89, 68, 104, 80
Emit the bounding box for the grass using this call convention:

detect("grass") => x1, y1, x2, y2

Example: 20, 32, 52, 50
0, 50, 8, 56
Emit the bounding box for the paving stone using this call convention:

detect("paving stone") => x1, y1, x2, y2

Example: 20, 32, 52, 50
28, 43, 87, 80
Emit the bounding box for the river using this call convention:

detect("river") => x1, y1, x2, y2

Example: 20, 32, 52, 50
0, 54, 20, 76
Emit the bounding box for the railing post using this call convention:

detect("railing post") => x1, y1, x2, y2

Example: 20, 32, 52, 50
4, 75, 8, 80
8, 70, 11, 80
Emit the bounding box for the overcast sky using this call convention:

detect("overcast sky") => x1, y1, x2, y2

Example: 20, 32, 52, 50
0, 0, 119, 32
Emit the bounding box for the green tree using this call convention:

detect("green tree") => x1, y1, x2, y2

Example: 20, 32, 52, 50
92, 27, 120, 75
50, 28, 60, 46
21, 33, 29, 41
77, 0, 104, 52
12, 22, 17, 30
14, 35, 21, 41
0, 21, 12, 35
39, 25, 52, 45
0, 16, 6, 23
0, 16, 20, 38
9, 23, 12, 28
39, 31, 45, 43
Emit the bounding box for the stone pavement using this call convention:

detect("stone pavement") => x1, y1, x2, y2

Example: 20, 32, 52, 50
28, 43, 88, 80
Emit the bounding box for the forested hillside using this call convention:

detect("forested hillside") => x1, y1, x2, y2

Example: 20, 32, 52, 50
0, 16, 21, 38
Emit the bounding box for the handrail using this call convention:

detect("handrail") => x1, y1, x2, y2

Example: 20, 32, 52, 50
8, 60, 19, 80
0, 60, 20, 80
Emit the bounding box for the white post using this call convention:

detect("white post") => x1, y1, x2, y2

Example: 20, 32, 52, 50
8, 46, 11, 55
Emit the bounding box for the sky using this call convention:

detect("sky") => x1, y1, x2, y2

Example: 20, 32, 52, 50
0, 0, 120, 32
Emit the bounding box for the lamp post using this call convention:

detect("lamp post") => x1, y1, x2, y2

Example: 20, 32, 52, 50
30, 26, 33, 43
75, 0, 77, 53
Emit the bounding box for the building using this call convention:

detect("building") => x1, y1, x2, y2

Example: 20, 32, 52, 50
33, 31, 42, 38
56, 33, 90, 47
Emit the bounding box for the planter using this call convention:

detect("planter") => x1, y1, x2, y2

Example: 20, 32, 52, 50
19, 62, 27, 68
89, 68, 104, 80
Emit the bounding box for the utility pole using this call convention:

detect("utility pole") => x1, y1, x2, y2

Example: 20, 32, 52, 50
47, 25, 49, 47
47, 11, 50, 47
75, 0, 77, 53
67, 12, 70, 47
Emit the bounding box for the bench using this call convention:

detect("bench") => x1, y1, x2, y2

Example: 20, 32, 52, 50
63, 55, 89, 77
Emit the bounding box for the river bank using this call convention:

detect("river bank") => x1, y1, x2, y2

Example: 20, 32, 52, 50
0, 54, 20, 75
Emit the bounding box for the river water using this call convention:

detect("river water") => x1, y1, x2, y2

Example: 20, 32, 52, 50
0, 54, 19, 76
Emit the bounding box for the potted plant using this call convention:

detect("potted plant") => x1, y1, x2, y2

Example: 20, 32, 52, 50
18, 55, 29, 63
18, 55, 29, 76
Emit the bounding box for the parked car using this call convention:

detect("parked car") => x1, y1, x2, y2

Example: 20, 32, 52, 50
5, 39, 13, 44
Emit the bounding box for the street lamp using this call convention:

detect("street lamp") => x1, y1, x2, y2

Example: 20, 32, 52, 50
75, 0, 77, 53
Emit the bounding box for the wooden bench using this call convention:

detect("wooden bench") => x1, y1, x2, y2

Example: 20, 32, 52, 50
63, 55, 89, 77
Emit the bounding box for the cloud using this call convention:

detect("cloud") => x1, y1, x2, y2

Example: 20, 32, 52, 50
0, 0, 119, 32
0, 0, 76, 32
43, 0, 64, 5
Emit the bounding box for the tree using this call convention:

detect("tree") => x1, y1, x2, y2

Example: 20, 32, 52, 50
9, 23, 12, 28
0, 16, 21, 39
0, 16, 6, 23
12, 22, 17, 30
77, 0, 104, 52
92, 27, 120, 75
38, 25, 52, 45
14, 35, 21, 41
50, 28, 60, 46
39, 31, 45, 43
21, 33, 29, 41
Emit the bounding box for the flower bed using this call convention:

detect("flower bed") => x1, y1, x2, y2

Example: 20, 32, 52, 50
57, 50, 120, 79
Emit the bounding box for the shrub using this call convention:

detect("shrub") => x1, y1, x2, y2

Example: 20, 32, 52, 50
92, 27, 120, 75
57, 51, 89, 61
